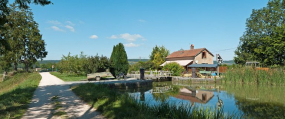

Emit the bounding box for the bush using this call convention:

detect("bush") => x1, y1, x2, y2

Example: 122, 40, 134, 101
162, 62, 184, 76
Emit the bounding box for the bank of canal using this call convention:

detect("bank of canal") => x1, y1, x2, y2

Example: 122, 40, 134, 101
120, 81, 285, 118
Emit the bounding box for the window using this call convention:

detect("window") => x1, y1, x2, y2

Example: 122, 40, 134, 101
202, 51, 206, 59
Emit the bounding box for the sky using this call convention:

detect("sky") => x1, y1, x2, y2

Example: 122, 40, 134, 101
25, 0, 269, 60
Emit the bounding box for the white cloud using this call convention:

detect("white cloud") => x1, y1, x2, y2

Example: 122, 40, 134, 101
48, 20, 62, 25
138, 19, 146, 22
110, 35, 117, 39
110, 33, 143, 42
90, 35, 98, 39
124, 43, 140, 47
51, 26, 65, 32
65, 25, 75, 32
66, 21, 75, 26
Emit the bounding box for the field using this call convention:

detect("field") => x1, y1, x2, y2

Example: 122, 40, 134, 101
0, 72, 41, 119
50, 72, 87, 81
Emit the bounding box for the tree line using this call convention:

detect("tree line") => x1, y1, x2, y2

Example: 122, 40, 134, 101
56, 43, 129, 77
56, 52, 110, 75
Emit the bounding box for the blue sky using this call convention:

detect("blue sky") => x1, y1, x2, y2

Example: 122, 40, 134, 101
27, 0, 269, 60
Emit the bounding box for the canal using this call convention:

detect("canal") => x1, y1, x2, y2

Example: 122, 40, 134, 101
120, 81, 285, 118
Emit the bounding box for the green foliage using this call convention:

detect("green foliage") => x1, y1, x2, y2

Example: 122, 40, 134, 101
150, 45, 170, 69
72, 83, 238, 119
57, 52, 110, 75
1, 4, 47, 72
110, 43, 129, 77
128, 61, 154, 72
235, 0, 285, 66
223, 67, 285, 85
0, 55, 11, 72
0, 0, 50, 55
162, 62, 184, 76
0, 72, 41, 119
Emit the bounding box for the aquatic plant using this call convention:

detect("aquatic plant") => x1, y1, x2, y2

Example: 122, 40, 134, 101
223, 67, 285, 85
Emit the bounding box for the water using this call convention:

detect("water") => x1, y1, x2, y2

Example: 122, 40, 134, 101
120, 81, 285, 118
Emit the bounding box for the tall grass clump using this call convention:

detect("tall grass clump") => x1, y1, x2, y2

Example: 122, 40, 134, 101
223, 66, 285, 85
0, 72, 41, 119
72, 83, 238, 119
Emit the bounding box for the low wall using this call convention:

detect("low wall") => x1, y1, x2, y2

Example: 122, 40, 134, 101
151, 77, 172, 82
105, 80, 153, 89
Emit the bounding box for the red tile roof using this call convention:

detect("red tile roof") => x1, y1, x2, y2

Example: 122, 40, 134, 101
166, 48, 214, 59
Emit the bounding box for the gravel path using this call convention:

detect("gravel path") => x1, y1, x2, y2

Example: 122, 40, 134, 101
22, 72, 104, 119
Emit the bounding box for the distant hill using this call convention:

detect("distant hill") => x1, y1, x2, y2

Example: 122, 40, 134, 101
128, 59, 149, 65
214, 60, 235, 65
38, 60, 60, 64
37, 59, 150, 65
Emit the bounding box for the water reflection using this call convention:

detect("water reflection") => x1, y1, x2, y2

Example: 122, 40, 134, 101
224, 84, 285, 118
121, 81, 285, 118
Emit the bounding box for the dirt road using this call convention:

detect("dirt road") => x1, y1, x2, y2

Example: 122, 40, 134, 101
22, 72, 104, 119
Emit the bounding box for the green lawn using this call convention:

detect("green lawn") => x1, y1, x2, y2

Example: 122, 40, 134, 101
50, 72, 87, 81
0, 72, 41, 119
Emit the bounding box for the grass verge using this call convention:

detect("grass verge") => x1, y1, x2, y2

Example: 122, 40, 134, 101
50, 72, 86, 81
72, 83, 238, 119
0, 72, 41, 119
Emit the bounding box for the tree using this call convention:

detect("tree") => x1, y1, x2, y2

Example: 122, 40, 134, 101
0, 0, 51, 55
0, 54, 11, 72
3, 4, 47, 72
234, 0, 285, 66
110, 43, 129, 78
149, 45, 170, 69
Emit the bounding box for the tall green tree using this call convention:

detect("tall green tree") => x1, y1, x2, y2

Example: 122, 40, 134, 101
149, 45, 170, 69
234, 0, 285, 66
110, 43, 129, 77
0, 0, 51, 55
4, 4, 47, 72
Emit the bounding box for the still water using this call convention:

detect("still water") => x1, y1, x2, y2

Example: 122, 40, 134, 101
121, 81, 285, 118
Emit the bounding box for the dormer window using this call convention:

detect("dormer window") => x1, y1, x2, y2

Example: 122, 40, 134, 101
202, 51, 206, 59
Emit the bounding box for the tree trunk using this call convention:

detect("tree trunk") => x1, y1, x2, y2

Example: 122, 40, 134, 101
14, 63, 18, 71
25, 62, 29, 72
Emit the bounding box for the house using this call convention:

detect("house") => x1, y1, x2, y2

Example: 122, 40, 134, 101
175, 88, 214, 104
160, 44, 214, 70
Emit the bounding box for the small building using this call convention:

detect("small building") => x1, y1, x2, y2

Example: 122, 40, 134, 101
160, 44, 214, 70
175, 88, 214, 104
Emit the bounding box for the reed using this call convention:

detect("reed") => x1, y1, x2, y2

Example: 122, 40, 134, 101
223, 67, 285, 85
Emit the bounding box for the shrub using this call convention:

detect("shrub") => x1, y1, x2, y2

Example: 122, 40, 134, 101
162, 62, 184, 76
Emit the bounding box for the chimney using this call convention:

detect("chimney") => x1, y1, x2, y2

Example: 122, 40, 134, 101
191, 44, 194, 50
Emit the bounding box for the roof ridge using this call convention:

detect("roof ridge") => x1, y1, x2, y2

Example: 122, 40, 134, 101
174, 48, 205, 52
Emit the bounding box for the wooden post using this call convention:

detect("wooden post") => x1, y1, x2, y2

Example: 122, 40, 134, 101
216, 54, 219, 77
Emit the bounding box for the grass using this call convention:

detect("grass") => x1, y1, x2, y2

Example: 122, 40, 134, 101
0, 72, 41, 119
50, 72, 87, 81
223, 67, 285, 85
72, 83, 238, 119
